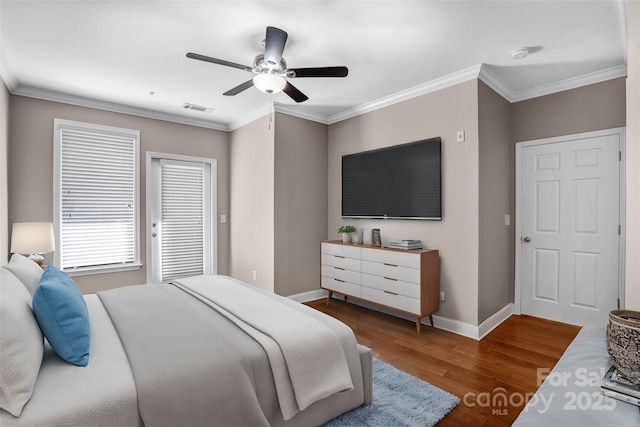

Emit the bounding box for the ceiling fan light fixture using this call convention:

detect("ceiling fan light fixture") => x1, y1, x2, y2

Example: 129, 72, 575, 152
253, 73, 286, 94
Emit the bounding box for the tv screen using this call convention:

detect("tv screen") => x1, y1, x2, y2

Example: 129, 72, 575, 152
342, 137, 441, 220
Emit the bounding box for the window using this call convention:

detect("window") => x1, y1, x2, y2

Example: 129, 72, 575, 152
54, 119, 140, 275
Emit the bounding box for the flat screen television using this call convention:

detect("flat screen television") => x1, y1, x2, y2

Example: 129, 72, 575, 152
341, 137, 441, 220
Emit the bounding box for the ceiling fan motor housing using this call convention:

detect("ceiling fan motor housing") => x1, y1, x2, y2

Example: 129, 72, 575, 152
253, 54, 287, 75
186, 25, 348, 103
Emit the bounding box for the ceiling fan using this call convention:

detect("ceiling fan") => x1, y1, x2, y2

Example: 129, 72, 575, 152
186, 26, 348, 103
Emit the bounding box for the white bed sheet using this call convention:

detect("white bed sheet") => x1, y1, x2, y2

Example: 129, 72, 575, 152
0, 294, 141, 427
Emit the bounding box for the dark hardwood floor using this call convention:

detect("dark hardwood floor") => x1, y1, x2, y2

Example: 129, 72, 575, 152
305, 298, 581, 426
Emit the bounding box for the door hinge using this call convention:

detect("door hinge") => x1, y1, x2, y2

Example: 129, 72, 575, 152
619, 225, 622, 235
618, 298, 621, 310
619, 151, 622, 161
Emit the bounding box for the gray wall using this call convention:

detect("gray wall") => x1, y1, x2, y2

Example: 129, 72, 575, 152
327, 77, 626, 327
274, 112, 328, 296
509, 78, 626, 315
229, 114, 275, 290
478, 81, 513, 324
0, 82, 8, 266
8, 95, 230, 293
229, 112, 328, 296
511, 78, 626, 143
3, 72, 630, 323
328, 80, 481, 325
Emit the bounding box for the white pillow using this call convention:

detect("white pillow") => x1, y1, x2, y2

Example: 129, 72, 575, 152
0, 268, 44, 417
4, 253, 44, 295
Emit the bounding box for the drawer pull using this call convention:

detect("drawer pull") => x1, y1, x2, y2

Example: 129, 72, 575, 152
334, 255, 345, 259
383, 290, 399, 296
383, 276, 397, 281
384, 263, 398, 267
334, 278, 345, 283
334, 267, 345, 271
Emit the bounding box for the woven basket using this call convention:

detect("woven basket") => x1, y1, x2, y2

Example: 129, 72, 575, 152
607, 310, 640, 384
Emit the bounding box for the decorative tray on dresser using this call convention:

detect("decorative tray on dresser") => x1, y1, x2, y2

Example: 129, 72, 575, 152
321, 240, 439, 333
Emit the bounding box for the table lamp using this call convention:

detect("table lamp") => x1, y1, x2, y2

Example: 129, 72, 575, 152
10, 222, 55, 266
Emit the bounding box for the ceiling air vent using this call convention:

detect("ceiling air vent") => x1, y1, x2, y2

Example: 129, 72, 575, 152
182, 103, 214, 113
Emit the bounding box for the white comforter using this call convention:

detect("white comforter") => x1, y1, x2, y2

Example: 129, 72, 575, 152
3, 276, 368, 427
173, 275, 354, 420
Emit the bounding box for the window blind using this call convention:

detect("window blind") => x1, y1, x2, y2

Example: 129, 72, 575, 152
160, 161, 205, 282
57, 122, 138, 271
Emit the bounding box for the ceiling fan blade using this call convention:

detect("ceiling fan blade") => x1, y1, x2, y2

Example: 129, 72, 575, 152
287, 66, 349, 78
223, 79, 255, 96
264, 26, 288, 69
186, 52, 253, 72
283, 81, 308, 103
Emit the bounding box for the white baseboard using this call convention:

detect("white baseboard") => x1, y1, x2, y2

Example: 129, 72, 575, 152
430, 314, 483, 340
287, 288, 327, 303
477, 303, 515, 339
290, 290, 514, 341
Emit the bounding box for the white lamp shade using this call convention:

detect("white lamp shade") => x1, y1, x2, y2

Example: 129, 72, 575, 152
253, 73, 287, 94
11, 222, 55, 255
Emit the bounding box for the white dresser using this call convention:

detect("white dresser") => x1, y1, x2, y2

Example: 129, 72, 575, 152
321, 241, 439, 333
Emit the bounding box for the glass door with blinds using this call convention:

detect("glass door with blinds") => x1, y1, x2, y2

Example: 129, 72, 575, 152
147, 154, 217, 283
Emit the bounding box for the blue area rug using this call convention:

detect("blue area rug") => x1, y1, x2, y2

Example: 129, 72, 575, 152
323, 358, 459, 427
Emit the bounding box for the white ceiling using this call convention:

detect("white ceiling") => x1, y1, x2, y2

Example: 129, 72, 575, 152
0, 1, 628, 131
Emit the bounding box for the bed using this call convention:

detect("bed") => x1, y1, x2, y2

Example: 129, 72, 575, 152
512, 327, 640, 426
1, 255, 372, 427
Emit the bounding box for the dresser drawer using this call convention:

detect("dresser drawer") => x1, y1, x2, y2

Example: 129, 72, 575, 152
322, 265, 361, 284
361, 248, 420, 268
321, 242, 361, 259
321, 253, 361, 271
361, 273, 419, 299
321, 276, 361, 297
361, 286, 419, 314
361, 260, 419, 283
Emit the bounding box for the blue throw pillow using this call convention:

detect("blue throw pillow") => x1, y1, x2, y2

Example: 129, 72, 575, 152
32, 264, 90, 366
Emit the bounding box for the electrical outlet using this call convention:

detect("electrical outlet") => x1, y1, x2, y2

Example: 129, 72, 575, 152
220, 214, 227, 224
456, 130, 465, 143
439, 291, 445, 302
252, 270, 257, 282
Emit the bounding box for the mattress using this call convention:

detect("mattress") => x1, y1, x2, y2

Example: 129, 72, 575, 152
2, 280, 371, 427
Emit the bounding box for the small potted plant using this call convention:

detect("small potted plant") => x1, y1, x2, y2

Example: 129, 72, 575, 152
338, 225, 357, 244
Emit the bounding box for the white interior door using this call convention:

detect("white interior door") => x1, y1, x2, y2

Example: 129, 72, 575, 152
147, 154, 217, 283
517, 129, 623, 326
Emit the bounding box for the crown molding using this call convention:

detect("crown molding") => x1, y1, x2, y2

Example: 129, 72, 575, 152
3, 61, 627, 132
9, 84, 230, 131
507, 64, 627, 102
327, 64, 483, 124
227, 104, 273, 131
273, 103, 329, 125
477, 64, 516, 102
219, 62, 629, 128
477, 63, 627, 103
0, 43, 18, 91
228, 102, 330, 131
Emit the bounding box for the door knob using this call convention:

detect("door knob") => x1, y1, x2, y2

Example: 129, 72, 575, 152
523, 236, 531, 243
